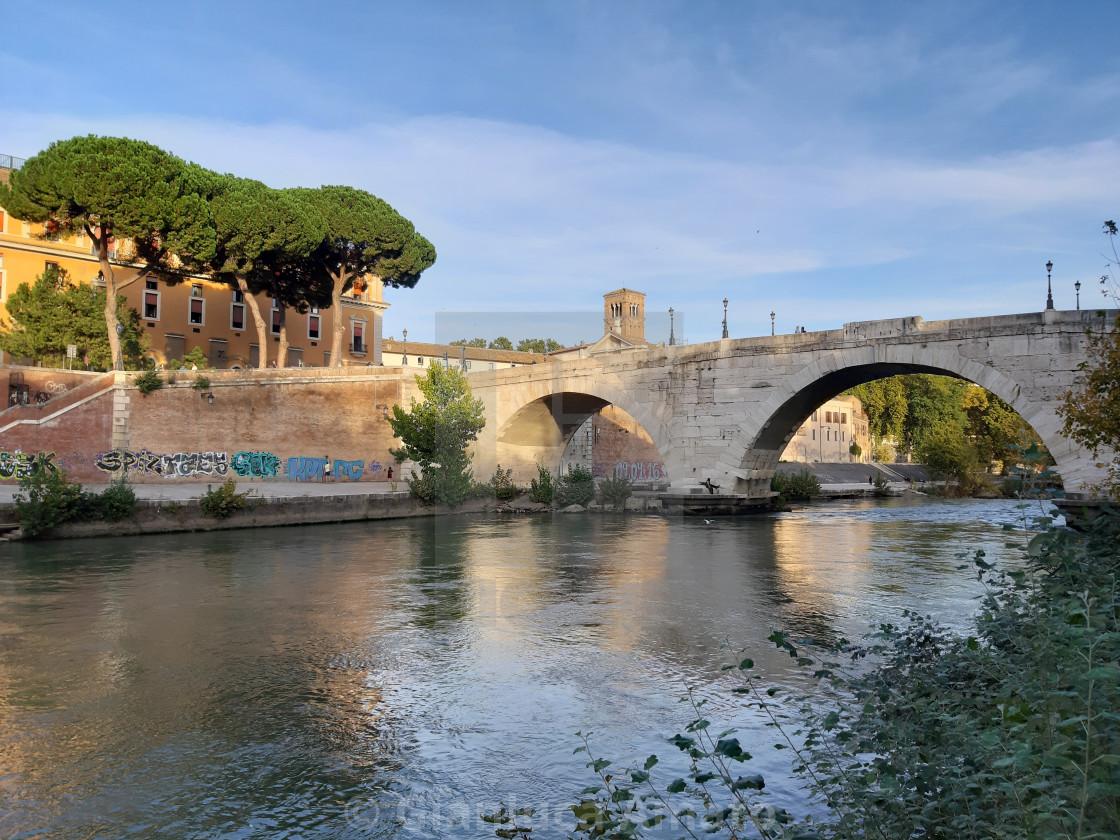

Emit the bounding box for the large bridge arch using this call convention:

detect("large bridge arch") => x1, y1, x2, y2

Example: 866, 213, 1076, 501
728, 342, 1086, 494
474, 373, 674, 484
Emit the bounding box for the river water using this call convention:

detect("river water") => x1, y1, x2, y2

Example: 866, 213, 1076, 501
0, 497, 1049, 839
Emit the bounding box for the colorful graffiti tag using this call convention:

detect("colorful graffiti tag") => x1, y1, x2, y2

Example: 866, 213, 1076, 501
614, 461, 666, 481
95, 449, 229, 478
78, 449, 392, 482
231, 451, 282, 479
0, 451, 58, 479
287, 456, 327, 482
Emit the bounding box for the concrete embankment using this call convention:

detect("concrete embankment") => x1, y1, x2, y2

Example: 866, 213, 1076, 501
775, 461, 932, 498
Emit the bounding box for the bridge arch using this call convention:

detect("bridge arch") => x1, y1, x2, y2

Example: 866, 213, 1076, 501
728, 343, 1080, 493
487, 375, 673, 484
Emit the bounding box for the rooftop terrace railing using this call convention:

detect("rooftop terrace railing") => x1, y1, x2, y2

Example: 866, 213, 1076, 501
0, 154, 26, 170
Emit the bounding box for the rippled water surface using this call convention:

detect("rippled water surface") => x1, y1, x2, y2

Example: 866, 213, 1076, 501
0, 497, 1049, 838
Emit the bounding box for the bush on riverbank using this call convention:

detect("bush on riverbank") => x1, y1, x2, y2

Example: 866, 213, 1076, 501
597, 474, 633, 509
518, 509, 1120, 840
770, 469, 820, 504
529, 464, 554, 505
555, 466, 595, 507
14, 469, 138, 537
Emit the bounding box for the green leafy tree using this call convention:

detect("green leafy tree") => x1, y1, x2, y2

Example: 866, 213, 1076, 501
291, 185, 434, 367
0, 135, 214, 370
184, 175, 326, 369
488, 336, 514, 351
961, 384, 1042, 470
388, 365, 486, 506
516, 337, 563, 354
166, 345, 209, 370
0, 266, 144, 369
919, 426, 984, 495
1059, 313, 1120, 498
845, 377, 907, 441
901, 374, 967, 456
450, 337, 489, 348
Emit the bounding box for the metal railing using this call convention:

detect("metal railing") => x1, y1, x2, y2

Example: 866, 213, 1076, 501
0, 154, 26, 170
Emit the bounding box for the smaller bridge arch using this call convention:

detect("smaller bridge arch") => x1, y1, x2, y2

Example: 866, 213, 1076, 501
473, 370, 673, 485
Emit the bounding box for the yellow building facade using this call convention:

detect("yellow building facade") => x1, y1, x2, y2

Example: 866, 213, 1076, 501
1, 161, 388, 369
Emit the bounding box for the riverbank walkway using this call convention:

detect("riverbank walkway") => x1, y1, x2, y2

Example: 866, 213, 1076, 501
0, 480, 401, 506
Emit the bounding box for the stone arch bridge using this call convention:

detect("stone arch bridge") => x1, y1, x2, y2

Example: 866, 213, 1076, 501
467, 310, 1116, 499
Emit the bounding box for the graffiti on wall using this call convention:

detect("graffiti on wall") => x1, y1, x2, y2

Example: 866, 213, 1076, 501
95, 449, 229, 478
614, 461, 667, 482
231, 451, 281, 479
0, 451, 58, 479
31, 448, 394, 482
287, 456, 327, 482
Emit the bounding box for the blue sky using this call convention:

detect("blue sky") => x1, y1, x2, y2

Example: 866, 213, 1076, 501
3, 0, 1119, 344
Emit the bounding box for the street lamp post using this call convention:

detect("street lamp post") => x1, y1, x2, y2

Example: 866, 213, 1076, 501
1046, 260, 1054, 310
1075, 280, 1081, 310
722, 298, 729, 339
668, 307, 675, 346
401, 328, 408, 366
770, 310, 775, 336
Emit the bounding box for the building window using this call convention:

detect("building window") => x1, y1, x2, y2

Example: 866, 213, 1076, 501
44, 260, 60, 275
230, 292, 245, 330
417, 355, 424, 366
308, 307, 320, 340
189, 296, 205, 326
841, 413, 847, 424
143, 287, 161, 320
351, 320, 365, 352
489, 362, 495, 370
812, 429, 816, 440
191, 284, 203, 297
0, 210, 5, 233
811, 411, 818, 422
271, 303, 281, 335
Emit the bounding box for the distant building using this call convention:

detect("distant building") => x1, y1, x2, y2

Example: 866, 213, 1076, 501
381, 339, 544, 371
781, 395, 871, 464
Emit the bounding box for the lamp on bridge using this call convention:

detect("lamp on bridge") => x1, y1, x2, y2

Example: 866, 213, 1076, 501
722, 298, 729, 339
770, 310, 775, 336
1075, 279, 1081, 310
401, 328, 408, 366
668, 307, 676, 346
1046, 260, 1055, 310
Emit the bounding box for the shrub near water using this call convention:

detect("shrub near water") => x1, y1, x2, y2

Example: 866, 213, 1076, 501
14, 467, 83, 537
770, 469, 820, 503
598, 474, 633, 508
556, 465, 595, 507
529, 464, 554, 505
199, 478, 250, 518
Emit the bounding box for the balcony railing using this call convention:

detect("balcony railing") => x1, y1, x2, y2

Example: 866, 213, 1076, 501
0, 154, 26, 170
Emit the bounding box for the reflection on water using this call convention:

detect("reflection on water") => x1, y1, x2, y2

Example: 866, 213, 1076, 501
0, 498, 1044, 838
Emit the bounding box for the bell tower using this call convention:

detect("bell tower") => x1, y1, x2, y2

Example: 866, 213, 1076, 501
603, 288, 646, 344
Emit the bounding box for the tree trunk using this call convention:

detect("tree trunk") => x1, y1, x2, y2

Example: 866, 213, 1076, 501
237, 275, 268, 369
277, 305, 289, 368
91, 226, 124, 371
329, 269, 349, 368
